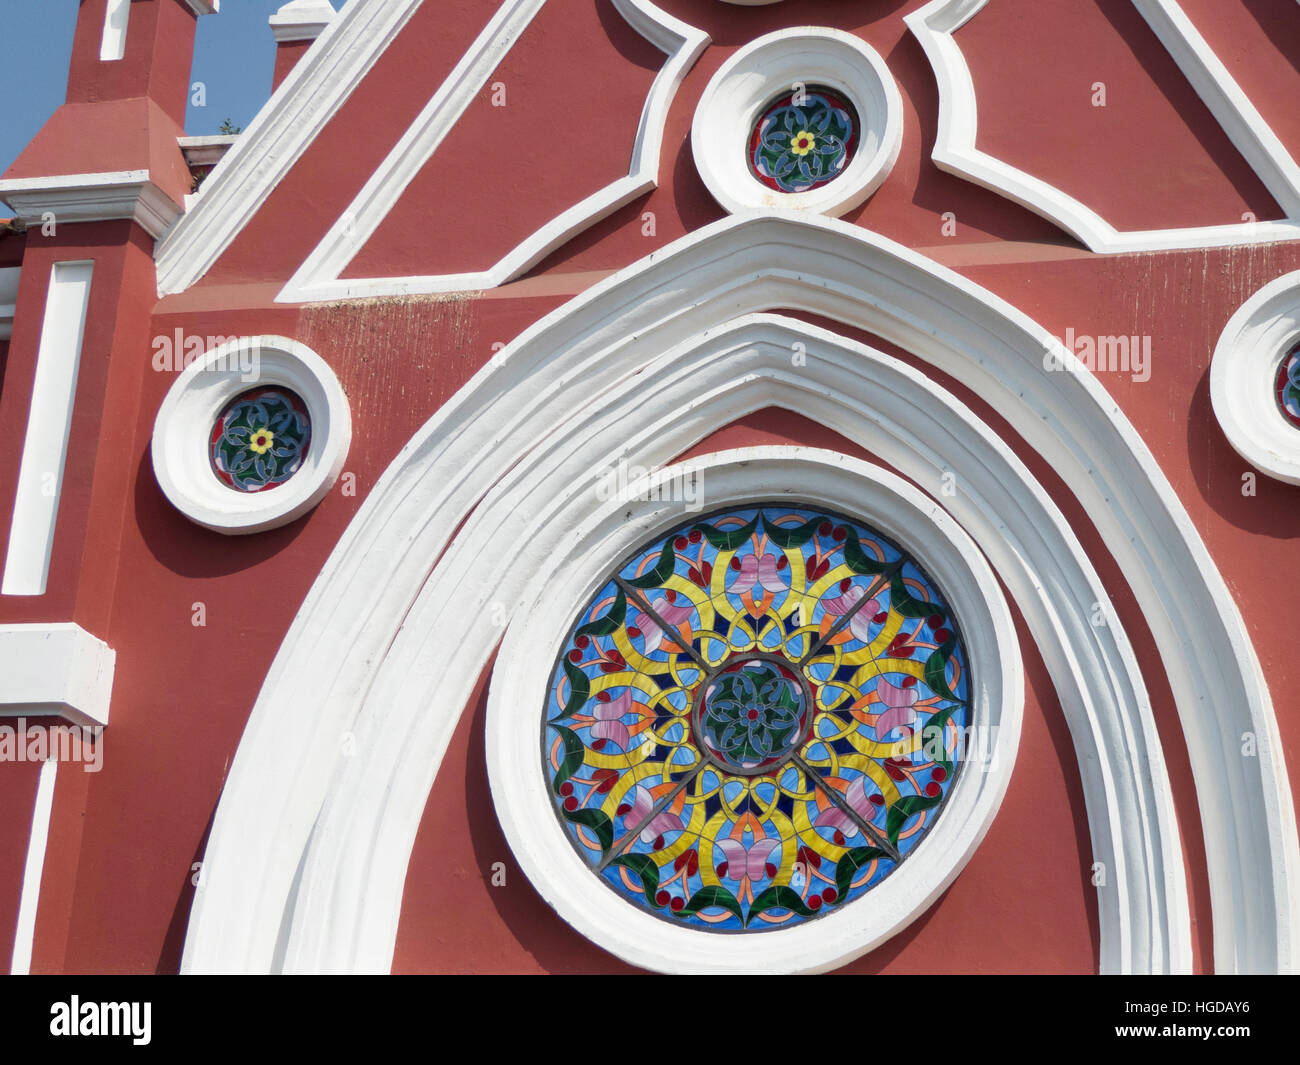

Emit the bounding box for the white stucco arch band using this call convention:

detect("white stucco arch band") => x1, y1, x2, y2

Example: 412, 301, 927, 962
490, 449, 1024, 974
182, 213, 1296, 976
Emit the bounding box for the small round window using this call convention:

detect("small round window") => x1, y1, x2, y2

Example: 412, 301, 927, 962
209, 387, 312, 493
748, 87, 859, 195
542, 504, 971, 932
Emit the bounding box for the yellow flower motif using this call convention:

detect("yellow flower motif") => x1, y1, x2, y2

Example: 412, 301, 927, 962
249, 427, 275, 454
790, 130, 815, 156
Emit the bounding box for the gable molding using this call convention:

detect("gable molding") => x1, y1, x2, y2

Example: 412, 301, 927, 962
906, 0, 1300, 252
276, 0, 709, 301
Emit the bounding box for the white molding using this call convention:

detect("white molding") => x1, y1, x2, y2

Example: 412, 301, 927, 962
150, 336, 351, 535
270, 0, 337, 44
0, 623, 115, 728
10, 758, 57, 976
0, 266, 19, 342
101, 0, 130, 62
691, 28, 903, 217
155, 0, 427, 295
177, 217, 1271, 976
277, 0, 709, 301
3, 262, 94, 598
0, 172, 183, 240
184, 1, 220, 16
905, 0, 1300, 252
1131, 0, 1300, 220
489, 449, 1023, 974
1210, 271, 1300, 483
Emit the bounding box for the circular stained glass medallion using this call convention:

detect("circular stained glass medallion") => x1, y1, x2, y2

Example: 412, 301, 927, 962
543, 504, 972, 931
209, 387, 312, 493
1275, 344, 1300, 429
748, 87, 859, 194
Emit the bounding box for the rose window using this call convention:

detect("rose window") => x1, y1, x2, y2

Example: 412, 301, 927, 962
748, 87, 859, 194
542, 505, 972, 931
209, 387, 312, 493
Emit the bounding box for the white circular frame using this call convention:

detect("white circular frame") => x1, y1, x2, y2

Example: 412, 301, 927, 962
1210, 270, 1300, 485
487, 449, 1022, 974
691, 28, 903, 217
151, 335, 352, 534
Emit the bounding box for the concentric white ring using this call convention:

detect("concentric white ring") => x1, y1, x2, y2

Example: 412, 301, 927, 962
151, 335, 352, 534
1210, 271, 1300, 484
487, 448, 1022, 974
691, 28, 903, 216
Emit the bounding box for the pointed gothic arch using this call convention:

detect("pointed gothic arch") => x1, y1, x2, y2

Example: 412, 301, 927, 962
181, 213, 1296, 975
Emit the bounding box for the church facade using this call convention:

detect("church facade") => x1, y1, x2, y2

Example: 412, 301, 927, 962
0, 0, 1297, 974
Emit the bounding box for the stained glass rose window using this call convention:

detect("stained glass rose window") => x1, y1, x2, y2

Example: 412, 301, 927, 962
748, 87, 859, 195
542, 505, 971, 931
209, 387, 312, 493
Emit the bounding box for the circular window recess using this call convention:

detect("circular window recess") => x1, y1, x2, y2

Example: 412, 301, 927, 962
692, 28, 903, 216
152, 335, 351, 534
488, 449, 1022, 974
1210, 270, 1300, 484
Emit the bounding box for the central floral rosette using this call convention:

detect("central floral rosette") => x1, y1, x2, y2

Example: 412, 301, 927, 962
694, 656, 812, 774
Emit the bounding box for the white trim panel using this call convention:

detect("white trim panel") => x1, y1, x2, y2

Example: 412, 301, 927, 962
0, 266, 19, 342
100, 0, 131, 63
9, 758, 57, 976
2, 261, 93, 598
0, 623, 115, 728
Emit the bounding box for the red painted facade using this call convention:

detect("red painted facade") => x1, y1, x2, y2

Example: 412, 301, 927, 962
0, 0, 1296, 974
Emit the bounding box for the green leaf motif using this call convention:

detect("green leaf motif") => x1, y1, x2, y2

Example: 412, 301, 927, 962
626, 540, 678, 590
562, 807, 613, 855
576, 586, 627, 638
920, 704, 959, 775
746, 884, 817, 924
761, 512, 823, 550
923, 642, 961, 705
675, 884, 744, 921
834, 846, 891, 900
886, 793, 943, 844
554, 658, 590, 722
889, 571, 936, 618
611, 854, 661, 905
842, 534, 896, 577
691, 514, 759, 552
549, 724, 585, 793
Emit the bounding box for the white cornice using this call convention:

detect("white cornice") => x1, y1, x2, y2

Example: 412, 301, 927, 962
0, 171, 183, 240
0, 623, 115, 728
180, 216, 1300, 978
277, 0, 709, 301
906, 0, 1300, 252
184, 1, 220, 15
269, 0, 336, 43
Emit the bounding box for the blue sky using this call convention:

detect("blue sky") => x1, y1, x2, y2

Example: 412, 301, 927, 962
0, 0, 344, 206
